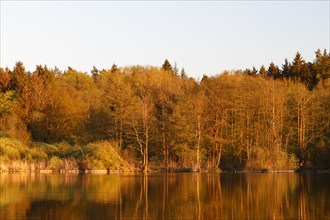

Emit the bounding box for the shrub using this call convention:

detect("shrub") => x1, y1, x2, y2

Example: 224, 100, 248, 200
32, 142, 59, 158
246, 146, 299, 171
26, 147, 48, 161
55, 141, 76, 157
47, 156, 63, 170
0, 137, 25, 161
82, 156, 105, 170
82, 141, 132, 170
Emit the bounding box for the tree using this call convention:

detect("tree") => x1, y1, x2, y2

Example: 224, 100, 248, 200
11, 62, 29, 93
111, 63, 119, 73
291, 52, 311, 86
0, 90, 17, 116
162, 59, 173, 73
251, 67, 258, 76
193, 90, 206, 169
202, 75, 233, 168
153, 71, 180, 168
91, 66, 99, 82
267, 62, 281, 79
30, 65, 55, 112
99, 69, 135, 148
0, 63, 31, 142
244, 67, 257, 76
0, 68, 12, 92
287, 83, 329, 167
259, 65, 267, 77
10, 62, 32, 122
173, 62, 179, 76
313, 49, 330, 88
260, 79, 288, 168
282, 58, 292, 79
180, 68, 187, 79
40, 67, 96, 143
170, 78, 198, 168
129, 67, 158, 172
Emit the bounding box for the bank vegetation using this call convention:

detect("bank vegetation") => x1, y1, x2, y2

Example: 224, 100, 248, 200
0, 49, 329, 172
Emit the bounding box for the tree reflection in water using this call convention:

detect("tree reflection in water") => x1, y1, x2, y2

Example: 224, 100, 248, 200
0, 173, 329, 220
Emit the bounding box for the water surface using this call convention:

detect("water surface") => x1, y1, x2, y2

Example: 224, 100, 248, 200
1, 173, 329, 220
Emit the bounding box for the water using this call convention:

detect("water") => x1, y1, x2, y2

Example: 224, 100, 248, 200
1, 173, 329, 220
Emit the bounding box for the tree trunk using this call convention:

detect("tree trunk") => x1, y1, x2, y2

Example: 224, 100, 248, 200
196, 114, 201, 170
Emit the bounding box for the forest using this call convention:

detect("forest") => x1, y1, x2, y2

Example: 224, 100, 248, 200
0, 49, 329, 172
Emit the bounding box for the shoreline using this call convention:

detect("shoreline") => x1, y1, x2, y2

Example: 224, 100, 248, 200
1, 168, 330, 174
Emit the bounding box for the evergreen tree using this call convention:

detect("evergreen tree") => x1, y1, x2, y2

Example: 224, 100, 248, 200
291, 52, 311, 85
201, 74, 209, 82
244, 68, 251, 76
259, 65, 267, 77
173, 62, 179, 76
282, 58, 292, 79
162, 59, 173, 73
244, 67, 257, 76
91, 66, 99, 82
180, 68, 187, 79
307, 61, 318, 90
111, 63, 119, 73
267, 62, 281, 79
313, 49, 330, 88
251, 67, 258, 76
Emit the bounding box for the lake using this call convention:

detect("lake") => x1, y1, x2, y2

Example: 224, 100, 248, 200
1, 173, 329, 220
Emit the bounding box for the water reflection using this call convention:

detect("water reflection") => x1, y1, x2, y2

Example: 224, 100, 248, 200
1, 173, 329, 220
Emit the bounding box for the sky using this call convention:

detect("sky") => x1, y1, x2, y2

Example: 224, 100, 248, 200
0, 1, 329, 79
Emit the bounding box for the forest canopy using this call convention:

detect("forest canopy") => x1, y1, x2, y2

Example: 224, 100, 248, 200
0, 49, 329, 171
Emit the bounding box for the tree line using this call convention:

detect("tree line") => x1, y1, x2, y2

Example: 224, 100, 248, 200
0, 49, 329, 171
242, 49, 329, 90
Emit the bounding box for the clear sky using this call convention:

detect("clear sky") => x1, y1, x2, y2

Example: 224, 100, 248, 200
0, 1, 329, 79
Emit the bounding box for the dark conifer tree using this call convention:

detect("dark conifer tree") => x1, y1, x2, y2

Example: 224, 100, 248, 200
243, 67, 257, 76
244, 68, 251, 76
267, 62, 281, 79
251, 67, 258, 76
307, 61, 318, 90
110, 63, 119, 73
173, 62, 179, 76
282, 58, 292, 79
313, 49, 330, 88
91, 66, 99, 82
291, 52, 311, 85
162, 59, 173, 73
180, 68, 187, 79
259, 65, 267, 77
